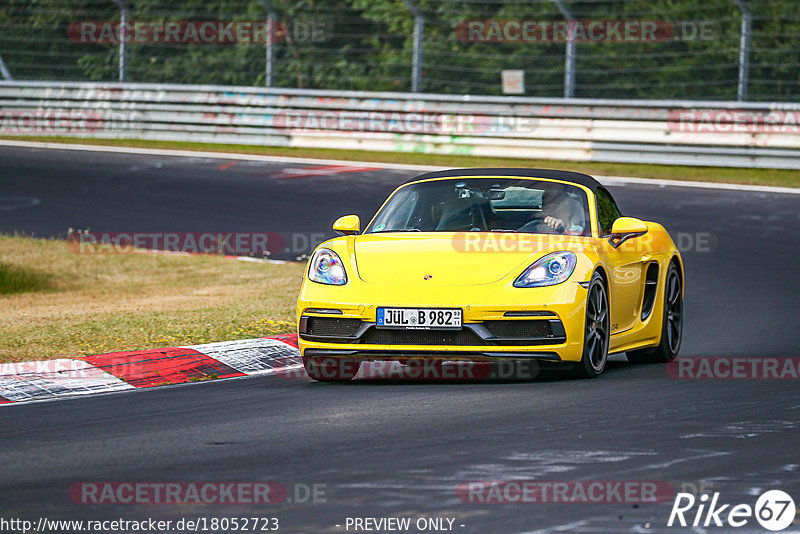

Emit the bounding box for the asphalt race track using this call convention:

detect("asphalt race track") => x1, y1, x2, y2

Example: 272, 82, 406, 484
1, 145, 800, 533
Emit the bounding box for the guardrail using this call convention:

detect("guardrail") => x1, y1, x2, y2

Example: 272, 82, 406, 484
2, 81, 800, 169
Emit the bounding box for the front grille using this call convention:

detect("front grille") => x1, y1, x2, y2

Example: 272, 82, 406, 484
356, 325, 559, 346
304, 317, 362, 337
484, 320, 553, 339
358, 328, 485, 346
302, 318, 566, 346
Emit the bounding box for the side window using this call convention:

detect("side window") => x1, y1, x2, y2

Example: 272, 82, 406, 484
595, 188, 623, 236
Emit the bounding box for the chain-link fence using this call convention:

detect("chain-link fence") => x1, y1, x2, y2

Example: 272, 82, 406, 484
0, 0, 798, 102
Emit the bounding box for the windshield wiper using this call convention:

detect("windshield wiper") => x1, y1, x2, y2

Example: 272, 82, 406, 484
373, 227, 423, 233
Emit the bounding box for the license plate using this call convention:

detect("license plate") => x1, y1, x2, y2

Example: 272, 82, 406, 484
376, 307, 462, 329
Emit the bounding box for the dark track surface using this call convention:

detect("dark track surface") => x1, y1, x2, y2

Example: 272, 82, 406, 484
1, 146, 800, 533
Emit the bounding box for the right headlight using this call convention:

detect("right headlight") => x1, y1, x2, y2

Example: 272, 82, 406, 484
308, 248, 347, 285
514, 251, 577, 288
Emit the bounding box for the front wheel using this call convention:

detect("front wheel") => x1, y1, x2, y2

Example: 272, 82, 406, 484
572, 272, 610, 378
627, 263, 683, 364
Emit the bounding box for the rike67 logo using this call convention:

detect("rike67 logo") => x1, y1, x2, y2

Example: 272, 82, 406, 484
668, 490, 796, 531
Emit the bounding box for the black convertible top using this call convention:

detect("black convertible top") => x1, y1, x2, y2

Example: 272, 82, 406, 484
403, 168, 602, 193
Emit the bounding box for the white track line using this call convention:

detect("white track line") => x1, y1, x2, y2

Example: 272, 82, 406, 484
597, 174, 800, 195
1, 138, 798, 195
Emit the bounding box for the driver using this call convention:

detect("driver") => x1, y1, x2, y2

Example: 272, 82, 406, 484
518, 187, 585, 235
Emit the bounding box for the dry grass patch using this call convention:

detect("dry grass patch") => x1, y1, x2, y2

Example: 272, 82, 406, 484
0, 235, 303, 362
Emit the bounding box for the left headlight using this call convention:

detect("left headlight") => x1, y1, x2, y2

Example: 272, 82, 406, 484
514, 251, 577, 288
308, 248, 347, 285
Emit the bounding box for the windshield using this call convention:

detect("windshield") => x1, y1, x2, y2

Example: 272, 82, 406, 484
366, 178, 592, 236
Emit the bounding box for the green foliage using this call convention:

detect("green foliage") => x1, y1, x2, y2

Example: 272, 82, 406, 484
0, 0, 798, 100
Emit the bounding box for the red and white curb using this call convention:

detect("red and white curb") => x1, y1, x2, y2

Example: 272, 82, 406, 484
0, 334, 301, 406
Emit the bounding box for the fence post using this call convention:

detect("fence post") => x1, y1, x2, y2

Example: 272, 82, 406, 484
734, 0, 751, 101
0, 54, 12, 80
259, 0, 277, 87
551, 0, 576, 98
112, 0, 128, 82
401, 0, 424, 92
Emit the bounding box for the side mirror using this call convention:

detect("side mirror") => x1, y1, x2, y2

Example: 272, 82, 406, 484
609, 217, 648, 248
333, 215, 360, 235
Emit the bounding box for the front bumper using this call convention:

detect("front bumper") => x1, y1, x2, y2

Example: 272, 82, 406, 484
297, 280, 589, 363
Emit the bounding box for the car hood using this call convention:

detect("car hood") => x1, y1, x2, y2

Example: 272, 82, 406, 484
354, 233, 579, 286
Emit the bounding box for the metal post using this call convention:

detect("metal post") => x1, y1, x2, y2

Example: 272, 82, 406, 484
734, 0, 751, 101
401, 0, 424, 93
551, 0, 576, 98
259, 0, 277, 87
112, 0, 128, 82
0, 54, 12, 80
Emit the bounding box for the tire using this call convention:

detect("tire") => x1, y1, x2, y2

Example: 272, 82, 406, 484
303, 356, 362, 381
627, 262, 682, 364
572, 272, 610, 378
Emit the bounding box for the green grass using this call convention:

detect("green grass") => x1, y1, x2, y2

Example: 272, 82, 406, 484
4, 135, 800, 188
0, 262, 55, 294
0, 235, 303, 363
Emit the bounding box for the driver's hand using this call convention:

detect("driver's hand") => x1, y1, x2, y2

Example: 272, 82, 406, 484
544, 216, 565, 231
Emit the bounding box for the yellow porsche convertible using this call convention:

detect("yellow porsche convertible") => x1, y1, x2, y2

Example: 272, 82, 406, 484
297, 168, 683, 380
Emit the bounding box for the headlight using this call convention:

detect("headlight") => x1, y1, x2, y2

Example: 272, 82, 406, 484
308, 248, 347, 285
514, 251, 577, 288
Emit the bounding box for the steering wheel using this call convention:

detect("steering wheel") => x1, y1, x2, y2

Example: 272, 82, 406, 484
519, 217, 566, 234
